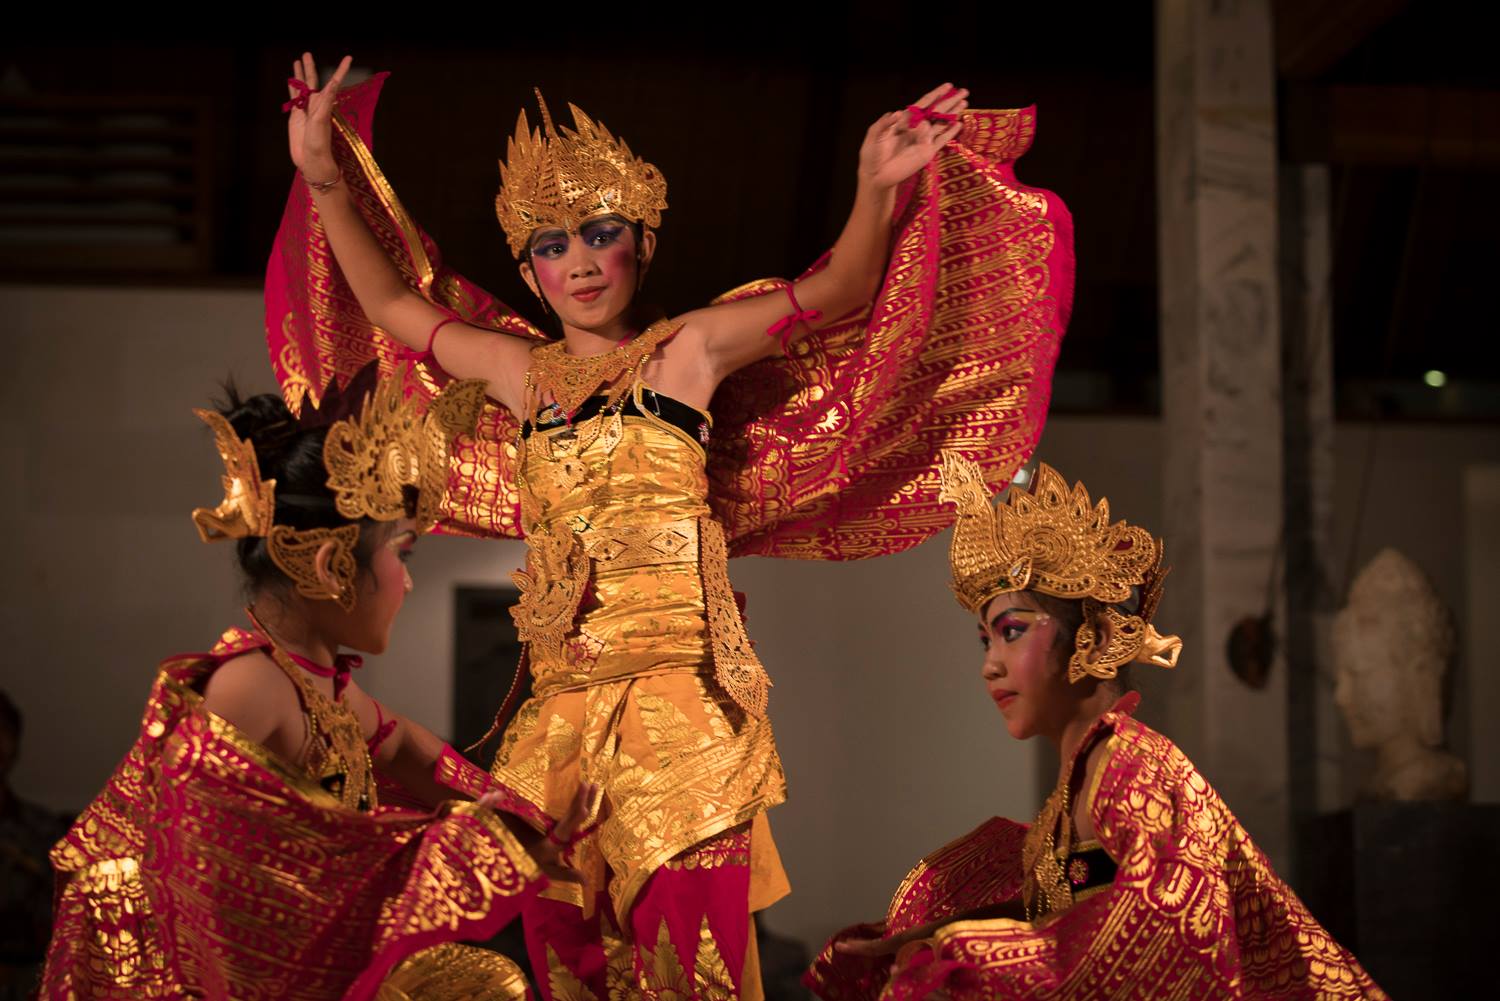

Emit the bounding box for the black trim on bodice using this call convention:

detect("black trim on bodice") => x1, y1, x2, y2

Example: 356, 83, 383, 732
522, 387, 710, 443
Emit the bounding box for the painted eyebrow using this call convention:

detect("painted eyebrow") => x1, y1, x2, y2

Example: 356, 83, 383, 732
987, 607, 1034, 630
528, 228, 569, 247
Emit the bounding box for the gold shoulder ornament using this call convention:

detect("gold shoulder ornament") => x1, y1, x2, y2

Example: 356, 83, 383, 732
938, 452, 1182, 682
192, 364, 486, 610
494, 90, 668, 258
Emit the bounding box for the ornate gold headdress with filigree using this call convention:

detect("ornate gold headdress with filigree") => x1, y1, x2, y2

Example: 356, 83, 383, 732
494, 90, 668, 258
939, 452, 1182, 682
192, 366, 485, 611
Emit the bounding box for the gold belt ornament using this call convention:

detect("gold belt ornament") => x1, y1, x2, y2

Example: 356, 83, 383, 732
511, 517, 772, 719
578, 518, 700, 571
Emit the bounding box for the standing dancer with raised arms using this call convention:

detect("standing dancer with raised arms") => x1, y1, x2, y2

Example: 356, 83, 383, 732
275, 52, 1074, 998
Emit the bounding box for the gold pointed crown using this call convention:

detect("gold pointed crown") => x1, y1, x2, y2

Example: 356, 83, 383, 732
192, 366, 486, 609
494, 90, 668, 258
939, 452, 1182, 682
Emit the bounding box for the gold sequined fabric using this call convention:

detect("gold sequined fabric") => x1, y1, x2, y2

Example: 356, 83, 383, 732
806, 694, 1389, 1001
493, 368, 787, 920
42, 641, 543, 1000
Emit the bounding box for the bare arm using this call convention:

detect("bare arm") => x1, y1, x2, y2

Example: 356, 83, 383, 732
288, 53, 533, 416
673, 84, 967, 382
341, 681, 454, 808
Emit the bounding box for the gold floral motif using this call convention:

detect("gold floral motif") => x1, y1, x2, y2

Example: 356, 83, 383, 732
693, 916, 738, 1000
495, 92, 669, 258
267, 523, 361, 611
324, 365, 488, 532
700, 519, 771, 719
547, 944, 600, 1001
640, 919, 693, 998
510, 523, 592, 666
525, 318, 680, 419
662, 825, 751, 872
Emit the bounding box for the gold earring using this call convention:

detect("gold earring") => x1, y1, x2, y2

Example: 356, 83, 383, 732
267, 525, 360, 612
1067, 600, 1147, 683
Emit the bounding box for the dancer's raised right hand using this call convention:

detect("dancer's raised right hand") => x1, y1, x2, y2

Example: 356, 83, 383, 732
286, 52, 352, 183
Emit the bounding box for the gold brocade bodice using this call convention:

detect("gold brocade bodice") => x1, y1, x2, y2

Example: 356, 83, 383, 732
513, 382, 716, 697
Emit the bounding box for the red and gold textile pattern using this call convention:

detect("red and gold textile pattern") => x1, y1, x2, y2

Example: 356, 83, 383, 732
806, 696, 1386, 1001
523, 826, 762, 1001
41, 634, 544, 1001
265, 79, 1070, 559
708, 109, 1070, 559
265, 73, 545, 542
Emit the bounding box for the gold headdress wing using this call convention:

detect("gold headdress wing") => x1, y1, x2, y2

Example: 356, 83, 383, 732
323, 364, 489, 535
938, 452, 1181, 682
193, 367, 486, 611
191, 409, 278, 542
494, 90, 668, 257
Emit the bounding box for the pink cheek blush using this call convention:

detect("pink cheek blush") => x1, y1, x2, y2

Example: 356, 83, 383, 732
534, 261, 568, 299
600, 244, 636, 283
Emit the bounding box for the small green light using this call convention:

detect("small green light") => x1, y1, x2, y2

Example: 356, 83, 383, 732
1423, 370, 1447, 388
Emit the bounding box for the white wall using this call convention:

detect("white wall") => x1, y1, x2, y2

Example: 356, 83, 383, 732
3, 284, 1495, 954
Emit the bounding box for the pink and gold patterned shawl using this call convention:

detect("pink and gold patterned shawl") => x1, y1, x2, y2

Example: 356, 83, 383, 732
805, 696, 1387, 1001
41, 634, 542, 1001
265, 75, 1070, 559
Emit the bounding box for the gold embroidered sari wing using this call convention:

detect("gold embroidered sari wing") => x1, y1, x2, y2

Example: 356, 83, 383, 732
265, 73, 546, 542
707, 108, 1072, 560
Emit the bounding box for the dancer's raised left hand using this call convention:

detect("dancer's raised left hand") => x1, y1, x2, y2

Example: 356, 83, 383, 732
858, 83, 969, 190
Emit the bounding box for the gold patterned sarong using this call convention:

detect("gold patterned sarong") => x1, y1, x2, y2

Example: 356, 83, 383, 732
491, 381, 788, 921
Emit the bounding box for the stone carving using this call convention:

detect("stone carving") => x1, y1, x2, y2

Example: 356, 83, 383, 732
1333, 548, 1468, 801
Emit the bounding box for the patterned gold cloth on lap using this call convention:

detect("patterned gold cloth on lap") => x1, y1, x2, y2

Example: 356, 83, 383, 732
264, 76, 1069, 559
806, 696, 1387, 1001
41, 633, 541, 1001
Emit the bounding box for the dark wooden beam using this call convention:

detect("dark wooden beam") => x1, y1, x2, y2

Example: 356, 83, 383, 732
1274, 0, 1409, 79
1283, 85, 1500, 166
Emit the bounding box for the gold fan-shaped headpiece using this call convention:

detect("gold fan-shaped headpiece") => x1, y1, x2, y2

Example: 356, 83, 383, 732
192, 365, 486, 610
494, 90, 668, 258
939, 452, 1182, 682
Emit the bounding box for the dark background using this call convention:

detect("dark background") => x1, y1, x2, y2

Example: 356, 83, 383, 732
3, 1, 1497, 417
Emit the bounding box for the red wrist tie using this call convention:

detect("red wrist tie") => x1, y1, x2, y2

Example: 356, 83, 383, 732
397, 312, 460, 364
283, 78, 313, 113
766, 284, 822, 354
906, 103, 959, 129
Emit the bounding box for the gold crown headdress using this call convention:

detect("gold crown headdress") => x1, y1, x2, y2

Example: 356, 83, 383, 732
192, 365, 486, 611
494, 90, 668, 258
939, 452, 1182, 682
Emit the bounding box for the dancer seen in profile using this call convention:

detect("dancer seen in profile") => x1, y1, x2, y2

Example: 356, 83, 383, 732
41, 364, 593, 1001
805, 454, 1387, 1001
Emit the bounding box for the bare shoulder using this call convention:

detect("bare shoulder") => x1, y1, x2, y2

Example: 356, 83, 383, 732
644, 316, 716, 406
200, 651, 302, 744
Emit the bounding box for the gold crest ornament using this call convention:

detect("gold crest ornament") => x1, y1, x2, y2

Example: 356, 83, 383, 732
494, 90, 669, 258
938, 452, 1183, 682
192, 366, 486, 610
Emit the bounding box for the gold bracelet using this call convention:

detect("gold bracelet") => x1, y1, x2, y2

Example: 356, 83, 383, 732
305, 170, 341, 193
